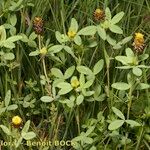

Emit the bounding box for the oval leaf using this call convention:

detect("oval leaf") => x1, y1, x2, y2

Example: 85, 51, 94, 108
111, 82, 131, 90
108, 120, 124, 130
112, 107, 125, 120
78, 26, 96, 36
40, 96, 54, 103
111, 12, 124, 24
93, 59, 104, 75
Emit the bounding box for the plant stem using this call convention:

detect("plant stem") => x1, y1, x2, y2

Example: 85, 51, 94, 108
76, 106, 80, 135
124, 84, 133, 150
135, 123, 144, 150
38, 35, 52, 96
127, 87, 133, 120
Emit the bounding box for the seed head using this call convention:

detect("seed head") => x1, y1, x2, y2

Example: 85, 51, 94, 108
93, 8, 105, 22
33, 17, 44, 35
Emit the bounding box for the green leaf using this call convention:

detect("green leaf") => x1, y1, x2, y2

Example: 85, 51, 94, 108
40, 96, 54, 103
112, 82, 131, 90
9, 0, 23, 11
83, 90, 95, 97
121, 36, 133, 45
78, 26, 97, 36
4, 52, 15, 61
90, 146, 96, 150
111, 12, 124, 24
125, 48, 134, 57
5, 90, 11, 107
48, 45, 63, 53
138, 54, 149, 61
112, 107, 125, 120
84, 137, 93, 144
82, 79, 94, 89
63, 46, 76, 58
6, 35, 22, 42
106, 35, 117, 46
136, 83, 150, 90
55, 31, 63, 43
108, 120, 124, 130
22, 132, 36, 140
76, 94, 84, 105
61, 97, 74, 108
2, 41, 14, 49
56, 82, 73, 95
77, 66, 93, 75
28, 40, 37, 47
93, 59, 104, 75
22, 120, 30, 133
95, 93, 106, 101
0, 125, 11, 135
0, 25, 6, 41
29, 32, 37, 40
125, 120, 141, 127
132, 67, 142, 76
79, 74, 85, 86
2, 35, 22, 48
7, 104, 18, 110
94, 84, 101, 98
109, 24, 123, 34
15, 137, 23, 148
105, 7, 111, 21
0, 108, 6, 115
64, 66, 75, 79
113, 43, 122, 49
116, 66, 132, 69
74, 35, 82, 45
115, 56, 131, 65
10, 14, 17, 26
29, 50, 40, 56
85, 126, 95, 136
51, 68, 64, 78
97, 26, 106, 40
70, 18, 78, 32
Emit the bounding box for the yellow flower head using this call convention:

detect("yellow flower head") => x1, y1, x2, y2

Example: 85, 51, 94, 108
40, 47, 47, 55
71, 76, 80, 88
95, 9, 103, 14
133, 32, 145, 53
12, 116, 22, 127
135, 33, 144, 42
67, 30, 76, 39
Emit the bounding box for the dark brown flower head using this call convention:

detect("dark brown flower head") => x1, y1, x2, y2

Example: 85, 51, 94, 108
93, 8, 105, 22
132, 32, 145, 53
33, 17, 44, 35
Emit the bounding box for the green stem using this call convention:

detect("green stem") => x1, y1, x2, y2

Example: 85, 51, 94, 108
127, 87, 133, 120
38, 35, 51, 95
76, 106, 80, 135
124, 85, 133, 150
135, 123, 144, 150
143, 67, 150, 107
